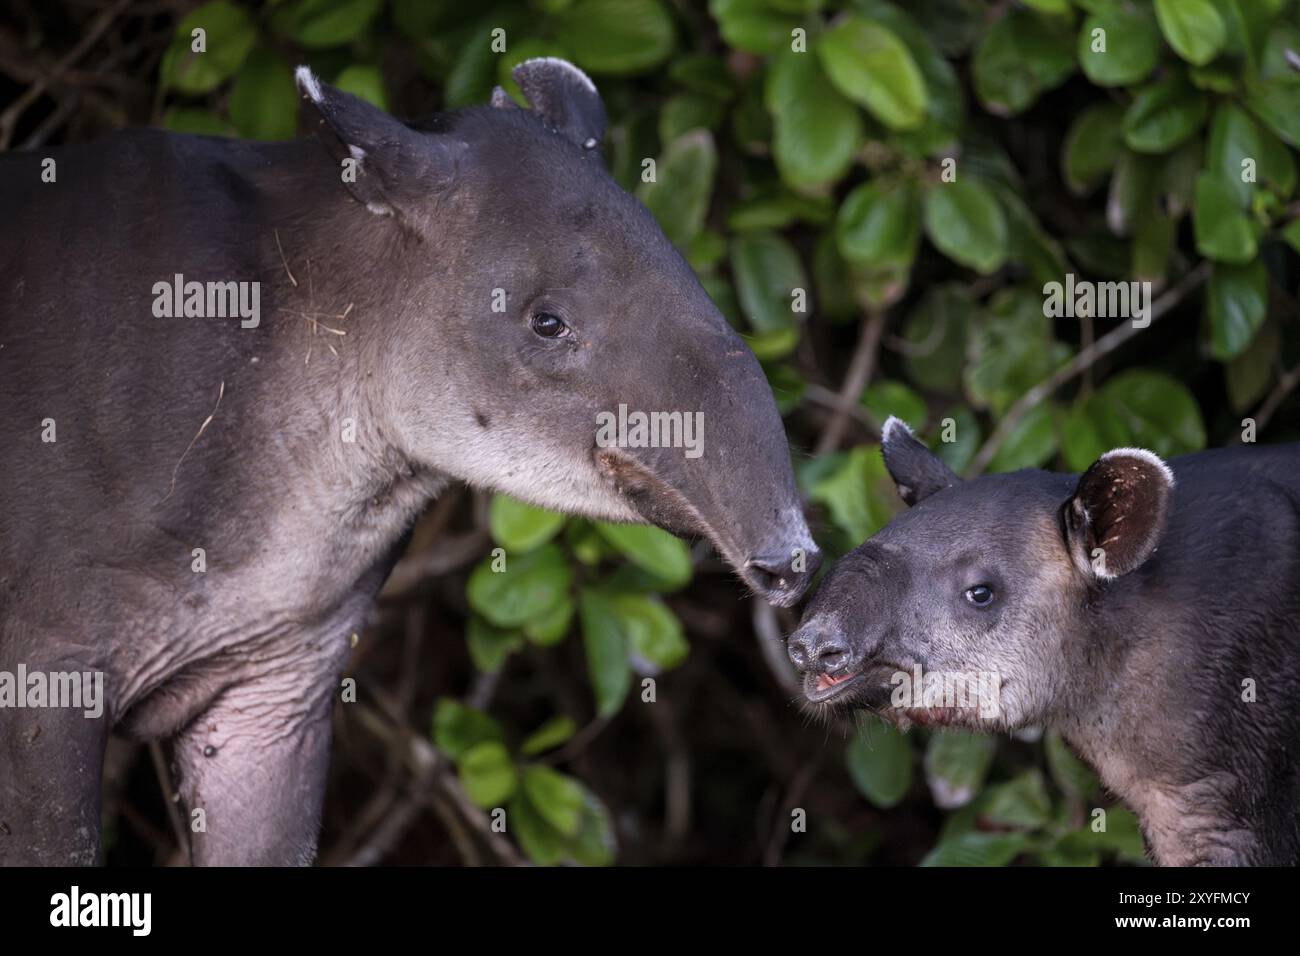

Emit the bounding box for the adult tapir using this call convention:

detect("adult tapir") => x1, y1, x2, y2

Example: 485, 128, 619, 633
0, 58, 820, 865
789, 418, 1300, 865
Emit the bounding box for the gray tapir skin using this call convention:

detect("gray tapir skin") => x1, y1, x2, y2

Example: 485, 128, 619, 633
0, 59, 819, 865
789, 417, 1300, 866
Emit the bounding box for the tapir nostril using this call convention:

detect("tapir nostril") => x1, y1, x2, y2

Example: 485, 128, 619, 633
747, 548, 822, 606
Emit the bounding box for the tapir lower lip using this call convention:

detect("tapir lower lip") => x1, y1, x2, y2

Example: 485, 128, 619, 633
802, 668, 865, 703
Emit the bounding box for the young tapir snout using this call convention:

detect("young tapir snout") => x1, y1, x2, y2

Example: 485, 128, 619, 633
788, 417, 1300, 865
0, 59, 819, 865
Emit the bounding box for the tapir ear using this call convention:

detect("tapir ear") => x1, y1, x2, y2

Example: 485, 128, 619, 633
497, 57, 607, 151
1063, 448, 1174, 581
295, 66, 457, 217
880, 416, 960, 506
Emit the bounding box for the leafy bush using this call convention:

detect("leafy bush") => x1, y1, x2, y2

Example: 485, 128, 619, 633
143, 0, 1299, 865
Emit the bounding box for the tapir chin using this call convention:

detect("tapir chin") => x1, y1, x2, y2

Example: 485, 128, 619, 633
0, 59, 820, 865
789, 417, 1300, 866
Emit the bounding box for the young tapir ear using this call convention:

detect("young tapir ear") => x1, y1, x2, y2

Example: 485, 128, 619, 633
880, 416, 960, 506
295, 66, 458, 218
1063, 448, 1174, 581
496, 57, 607, 151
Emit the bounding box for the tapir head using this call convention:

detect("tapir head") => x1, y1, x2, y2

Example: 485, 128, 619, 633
788, 418, 1174, 728
294, 60, 818, 605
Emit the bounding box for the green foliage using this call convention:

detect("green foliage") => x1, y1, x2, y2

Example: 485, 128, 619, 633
157, 0, 1300, 866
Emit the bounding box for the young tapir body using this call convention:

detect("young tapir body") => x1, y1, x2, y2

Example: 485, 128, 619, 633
789, 418, 1300, 865
0, 59, 819, 865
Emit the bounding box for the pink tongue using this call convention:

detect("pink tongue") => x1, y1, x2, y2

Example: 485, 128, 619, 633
816, 672, 851, 690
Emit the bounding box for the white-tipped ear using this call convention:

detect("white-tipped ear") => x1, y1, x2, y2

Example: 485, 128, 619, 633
1063, 448, 1174, 581
880, 416, 959, 507
511, 57, 606, 150
294, 65, 323, 106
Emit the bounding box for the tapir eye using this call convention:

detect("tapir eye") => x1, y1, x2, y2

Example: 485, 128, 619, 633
964, 585, 995, 607
530, 312, 570, 339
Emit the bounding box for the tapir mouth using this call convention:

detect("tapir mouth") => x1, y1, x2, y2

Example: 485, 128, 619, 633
801, 662, 897, 708
592, 446, 817, 606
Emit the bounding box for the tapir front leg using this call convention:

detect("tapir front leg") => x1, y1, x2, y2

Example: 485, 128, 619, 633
0, 703, 107, 865
172, 643, 349, 866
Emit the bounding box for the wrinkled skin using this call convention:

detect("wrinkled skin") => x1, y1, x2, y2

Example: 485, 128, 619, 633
0, 60, 818, 865
789, 419, 1300, 865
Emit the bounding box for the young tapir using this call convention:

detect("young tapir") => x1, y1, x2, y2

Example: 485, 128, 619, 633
0, 58, 820, 865
788, 417, 1300, 866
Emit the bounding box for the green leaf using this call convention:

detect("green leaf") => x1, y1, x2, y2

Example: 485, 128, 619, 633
554, 0, 675, 75
1078, 7, 1161, 87
524, 596, 574, 646
160, 1, 256, 94
861, 380, 928, 432
594, 523, 693, 588
930, 405, 982, 474
730, 231, 808, 340
520, 715, 578, 756
982, 770, 1053, 829
765, 50, 863, 190
1090, 806, 1149, 861
1155, 0, 1226, 66
845, 718, 913, 809
432, 699, 504, 761
567, 786, 618, 865
1044, 732, 1098, 799
510, 791, 567, 865
988, 401, 1058, 472
522, 766, 586, 838
1062, 103, 1126, 195
458, 741, 518, 808
901, 285, 973, 394
489, 495, 566, 553
579, 589, 633, 716
1207, 259, 1268, 360
1226, 317, 1280, 412
708, 0, 803, 55
1245, 76, 1300, 149
920, 831, 1030, 866
466, 616, 525, 673
923, 732, 997, 809
1081, 369, 1207, 458
806, 445, 898, 541
1208, 103, 1296, 207
333, 65, 389, 111
922, 178, 1009, 275
1122, 75, 1207, 154
638, 130, 717, 251
659, 93, 726, 142
835, 180, 921, 271
611, 594, 689, 670
274, 0, 382, 49
818, 16, 928, 130
1194, 173, 1260, 263
964, 289, 1069, 415
467, 543, 573, 629
229, 50, 298, 141
973, 9, 1076, 116
161, 108, 229, 136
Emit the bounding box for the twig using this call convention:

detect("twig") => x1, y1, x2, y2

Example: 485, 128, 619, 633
966, 262, 1211, 477
813, 309, 887, 456
751, 598, 799, 696
1251, 361, 1300, 436
148, 741, 189, 863
0, 0, 131, 149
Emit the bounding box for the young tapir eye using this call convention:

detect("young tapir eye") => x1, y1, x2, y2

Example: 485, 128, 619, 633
964, 585, 995, 607
530, 312, 570, 338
